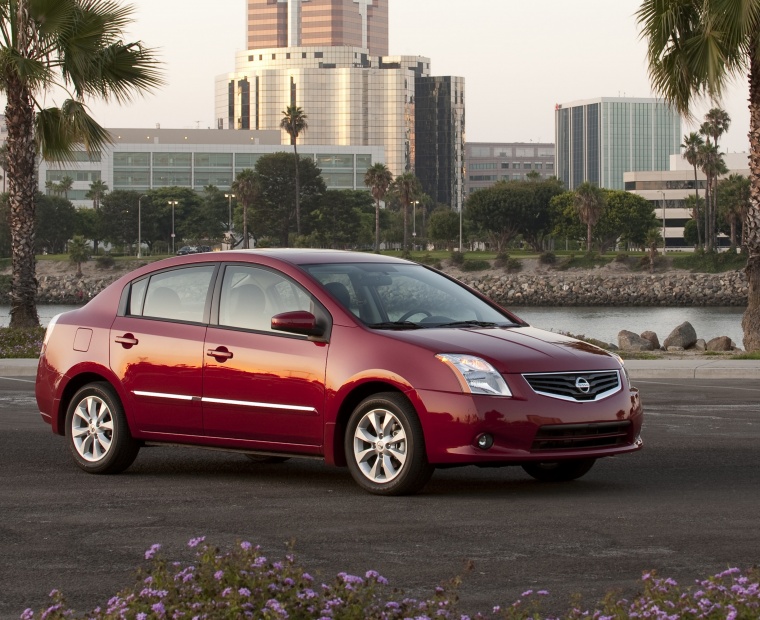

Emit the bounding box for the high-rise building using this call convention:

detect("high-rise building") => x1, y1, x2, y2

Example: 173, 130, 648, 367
247, 0, 389, 56
465, 142, 556, 195
555, 97, 681, 191
219, 1, 465, 209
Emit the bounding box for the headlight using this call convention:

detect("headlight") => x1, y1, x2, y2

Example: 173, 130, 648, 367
612, 353, 630, 386
436, 354, 512, 397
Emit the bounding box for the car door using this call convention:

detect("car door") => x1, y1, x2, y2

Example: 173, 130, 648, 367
202, 264, 328, 452
110, 264, 216, 436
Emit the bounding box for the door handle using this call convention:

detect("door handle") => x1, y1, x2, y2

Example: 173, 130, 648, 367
115, 334, 138, 347
207, 347, 233, 360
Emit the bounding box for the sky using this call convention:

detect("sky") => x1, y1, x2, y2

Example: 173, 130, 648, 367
18, 0, 754, 153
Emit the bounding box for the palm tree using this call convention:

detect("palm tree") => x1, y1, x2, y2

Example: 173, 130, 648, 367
636, 0, 760, 351
58, 175, 74, 200
232, 169, 257, 249
719, 174, 750, 251
86, 179, 108, 254
364, 163, 393, 252
0, 0, 163, 328
573, 182, 607, 252
68, 235, 90, 278
391, 173, 422, 253
699, 141, 727, 252
280, 106, 308, 237
681, 132, 705, 248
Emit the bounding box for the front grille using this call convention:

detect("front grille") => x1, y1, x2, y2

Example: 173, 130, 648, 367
522, 370, 621, 402
532, 421, 632, 451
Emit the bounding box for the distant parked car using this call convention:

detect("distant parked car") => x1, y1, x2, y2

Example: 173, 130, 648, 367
196, 245, 212, 253
176, 246, 197, 255
35, 250, 643, 495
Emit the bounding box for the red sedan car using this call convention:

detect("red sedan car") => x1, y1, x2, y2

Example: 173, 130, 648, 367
36, 250, 643, 495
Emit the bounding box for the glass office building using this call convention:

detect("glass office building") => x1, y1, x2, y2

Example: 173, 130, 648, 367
555, 97, 681, 190
415, 76, 465, 212
38, 128, 384, 205
247, 0, 389, 56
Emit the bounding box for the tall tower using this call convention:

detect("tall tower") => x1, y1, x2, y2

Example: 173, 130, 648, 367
247, 0, 389, 55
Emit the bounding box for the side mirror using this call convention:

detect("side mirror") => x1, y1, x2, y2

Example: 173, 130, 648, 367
271, 311, 324, 337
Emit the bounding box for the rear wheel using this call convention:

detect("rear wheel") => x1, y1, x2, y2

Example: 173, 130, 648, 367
65, 382, 139, 474
345, 392, 434, 496
522, 458, 596, 482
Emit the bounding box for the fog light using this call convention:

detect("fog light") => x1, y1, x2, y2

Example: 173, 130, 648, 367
476, 433, 494, 450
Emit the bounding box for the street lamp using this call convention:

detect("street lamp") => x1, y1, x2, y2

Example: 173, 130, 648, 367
412, 200, 419, 248
137, 195, 148, 258
225, 192, 235, 239
167, 200, 178, 254
659, 190, 667, 254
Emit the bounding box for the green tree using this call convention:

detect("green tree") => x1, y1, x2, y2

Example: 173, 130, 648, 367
99, 190, 139, 250
718, 174, 750, 251
466, 182, 526, 252
280, 105, 308, 236
427, 208, 460, 251
681, 132, 705, 248
0, 0, 162, 327
146, 187, 202, 252
74, 206, 100, 248
518, 178, 564, 252
35, 194, 77, 254
310, 190, 372, 249
364, 163, 393, 252
232, 169, 257, 249
68, 234, 90, 277
254, 152, 325, 247
573, 182, 607, 252
637, 0, 760, 350
391, 172, 422, 252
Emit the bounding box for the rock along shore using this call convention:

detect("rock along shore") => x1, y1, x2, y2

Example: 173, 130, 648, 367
0, 261, 750, 308
457, 270, 748, 307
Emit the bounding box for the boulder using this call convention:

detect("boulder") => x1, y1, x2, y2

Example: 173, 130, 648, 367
694, 339, 707, 352
640, 331, 660, 350
618, 330, 654, 352
663, 321, 698, 350
706, 336, 733, 352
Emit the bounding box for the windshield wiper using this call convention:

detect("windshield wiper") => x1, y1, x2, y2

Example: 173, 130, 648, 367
366, 321, 422, 330
432, 320, 512, 329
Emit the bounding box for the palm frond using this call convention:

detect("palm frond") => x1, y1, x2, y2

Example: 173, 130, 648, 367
35, 99, 111, 163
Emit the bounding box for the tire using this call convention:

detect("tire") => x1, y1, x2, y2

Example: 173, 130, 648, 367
65, 382, 140, 474
244, 454, 290, 464
521, 458, 596, 482
345, 392, 434, 496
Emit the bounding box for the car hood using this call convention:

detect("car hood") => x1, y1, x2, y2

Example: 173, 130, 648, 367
381, 325, 620, 374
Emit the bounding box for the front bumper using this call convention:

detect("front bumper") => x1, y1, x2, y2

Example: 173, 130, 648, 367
414, 380, 643, 465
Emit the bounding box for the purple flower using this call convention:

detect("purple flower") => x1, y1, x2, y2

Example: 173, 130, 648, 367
151, 601, 166, 616
240, 541, 252, 551
145, 544, 161, 560
137, 614, 147, 620
239, 587, 251, 597
214, 570, 224, 581
187, 536, 206, 548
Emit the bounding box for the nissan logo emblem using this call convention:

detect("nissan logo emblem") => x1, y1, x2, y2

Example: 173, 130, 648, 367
575, 377, 591, 393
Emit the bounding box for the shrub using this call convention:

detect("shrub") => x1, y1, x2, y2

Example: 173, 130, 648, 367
539, 251, 556, 265
450, 250, 465, 265
96, 254, 115, 269
505, 257, 522, 272
462, 259, 491, 272
0, 327, 44, 358
614, 252, 629, 263
493, 252, 510, 268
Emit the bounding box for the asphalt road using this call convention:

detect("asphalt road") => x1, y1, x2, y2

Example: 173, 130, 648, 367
2, 376, 759, 619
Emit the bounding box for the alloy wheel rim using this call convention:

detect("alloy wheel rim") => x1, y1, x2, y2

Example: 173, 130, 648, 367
71, 396, 114, 462
353, 408, 407, 483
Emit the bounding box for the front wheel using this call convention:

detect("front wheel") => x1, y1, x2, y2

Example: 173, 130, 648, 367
345, 392, 434, 496
65, 382, 140, 474
521, 458, 596, 482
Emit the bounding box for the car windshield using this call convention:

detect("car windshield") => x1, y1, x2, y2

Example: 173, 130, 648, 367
303, 262, 521, 329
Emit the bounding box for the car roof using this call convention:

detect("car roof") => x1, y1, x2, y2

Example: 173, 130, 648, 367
207, 249, 414, 266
